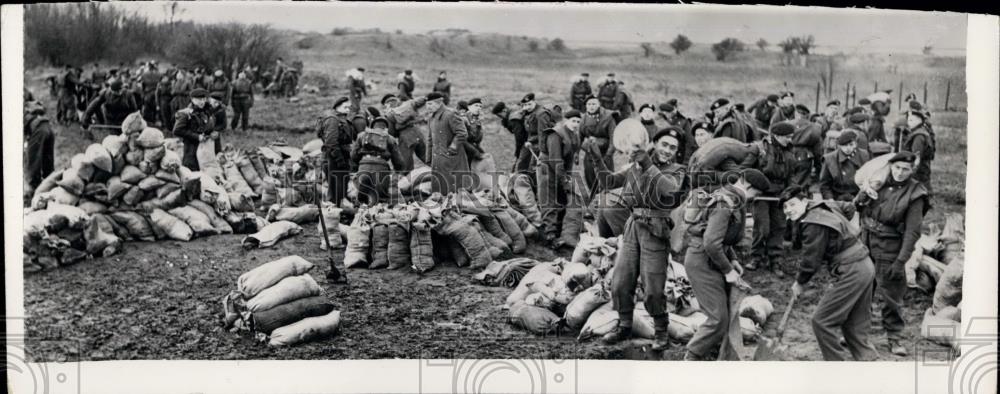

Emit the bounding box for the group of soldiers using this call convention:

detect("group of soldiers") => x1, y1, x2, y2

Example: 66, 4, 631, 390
314, 68, 937, 361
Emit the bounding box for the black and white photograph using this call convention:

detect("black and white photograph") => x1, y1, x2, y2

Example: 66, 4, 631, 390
4, 2, 997, 393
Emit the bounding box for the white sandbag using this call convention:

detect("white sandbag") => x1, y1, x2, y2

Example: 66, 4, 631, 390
121, 112, 147, 135
560, 262, 594, 291
937, 305, 961, 322
242, 220, 303, 249
612, 118, 649, 153
102, 134, 127, 158
44, 187, 80, 206
149, 208, 193, 241
238, 255, 316, 298
505, 267, 562, 307
136, 127, 165, 149
55, 166, 86, 196
160, 150, 182, 172
267, 204, 320, 224
70, 153, 95, 181
921, 308, 959, 350
197, 141, 224, 181
228, 192, 255, 213
168, 206, 218, 236
668, 311, 708, 342
76, 200, 108, 215
738, 295, 774, 326
740, 317, 761, 343
578, 302, 616, 341
318, 202, 343, 250
245, 274, 322, 312
138, 176, 167, 192
199, 173, 231, 213
564, 282, 611, 329
120, 165, 145, 184
854, 152, 893, 190
187, 200, 233, 234
155, 169, 181, 184
85, 143, 113, 172
301, 138, 323, 155
268, 310, 341, 347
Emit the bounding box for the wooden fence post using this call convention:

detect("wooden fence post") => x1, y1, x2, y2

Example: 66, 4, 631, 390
923, 81, 928, 106
815, 81, 821, 113
944, 80, 951, 111
845, 81, 850, 109
898, 81, 903, 111
874, 81, 878, 93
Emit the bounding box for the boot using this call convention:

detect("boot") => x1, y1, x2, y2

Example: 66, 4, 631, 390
651, 315, 671, 351
602, 324, 633, 345
769, 259, 785, 279
888, 338, 907, 356
683, 350, 707, 361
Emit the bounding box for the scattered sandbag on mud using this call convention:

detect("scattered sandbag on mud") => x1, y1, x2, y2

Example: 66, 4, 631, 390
242, 220, 302, 249
110, 211, 156, 242
149, 208, 194, 241
505, 264, 563, 308
509, 300, 561, 335
251, 295, 335, 335
246, 274, 323, 312
267, 204, 319, 224
238, 255, 316, 298
564, 282, 611, 329
738, 295, 774, 326
268, 310, 341, 347
168, 206, 218, 236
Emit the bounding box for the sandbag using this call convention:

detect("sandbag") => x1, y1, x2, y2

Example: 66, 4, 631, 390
143, 149, 167, 171
228, 192, 255, 213
688, 137, 754, 172
81, 182, 109, 201
121, 112, 147, 135
251, 295, 335, 335
492, 209, 527, 253
259, 177, 279, 206
137, 189, 186, 212
197, 140, 224, 181
369, 221, 390, 269
45, 186, 80, 206
249, 155, 269, 180
125, 148, 144, 166
738, 295, 774, 326
505, 269, 562, 307
301, 138, 324, 156
121, 186, 145, 206
268, 205, 319, 224
32, 170, 63, 200
83, 214, 121, 257
268, 310, 341, 347
612, 118, 650, 154
188, 200, 233, 234
85, 144, 113, 172
238, 255, 316, 298
102, 134, 127, 158
561, 262, 595, 291
932, 259, 963, 313
509, 300, 561, 335
25, 204, 90, 236
149, 208, 194, 241
387, 221, 411, 270
508, 173, 542, 226
155, 169, 180, 184
344, 218, 371, 268
478, 214, 513, 245
119, 165, 142, 184
224, 162, 255, 196
317, 203, 343, 250
245, 274, 322, 312
937, 305, 961, 322
168, 206, 218, 236
242, 220, 302, 249
55, 167, 86, 196
70, 154, 95, 181
669, 311, 708, 342
506, 207, 539, 239
108, 211, 154, 241
156, 183, 182, 199
199, 173, 231, 213
157, 148, 181, 171
921, 308, 960, 350
436, 213, 493, 269
106, 176, 129, 200
854, 152, 893, 190
136, 127, 165, 149
138, 176, 167, 192
410, 221, 435, 273
577, 302, 616, 341
564, 282, 611, 329
76, 200, 108, 215
740, 317, 761, 343
236, 157, 264, 193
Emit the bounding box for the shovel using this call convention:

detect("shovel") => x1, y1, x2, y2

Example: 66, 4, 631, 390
753, 292, 799, 361
316, 156, 347, 285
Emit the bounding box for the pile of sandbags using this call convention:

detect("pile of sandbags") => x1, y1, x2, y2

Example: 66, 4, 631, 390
904, 213, 965, 293
23, 204, 112, 272
570, 234, 619, 277
919, 215, 963, 351
222, 255, 340, 347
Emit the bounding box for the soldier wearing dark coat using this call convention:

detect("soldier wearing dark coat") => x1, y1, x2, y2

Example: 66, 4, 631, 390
82, 79, 139, 135
425, 92, 471, 194
352, 117, 406, 205
24, 101, 55, 190
538, 111, 583, 247
658, 100, 696, 163
740, 122, 797, 275
899, 107, 936, 192
230, 72, 254, 132
208, 92, 227, 153
208, 70, 232, 106
516, 93, 555, 178
432, 71, 452, 105
155, 76, 174, 129
748, 94, 779, 131
596, 73, 619, 111
348, 68, 368, 114
769, 91, 796, 128
492, 102, 528, 173
784, 188, 879, 361
819, 131, 871, 201
569, 73, 592, 111
710, 98, 750, 143
385, 96, 428, 172
578, 95, 618, 189
57, 65, 80, 124
318, 97, 358, 205
855, 151, 930, 357
138, 63, 162, 124
789, 104, 825, 191
397, 70, 416, 101
172, 89, 214, 170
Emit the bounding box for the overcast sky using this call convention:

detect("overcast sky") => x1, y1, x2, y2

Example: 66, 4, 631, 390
120, 2, 967, 54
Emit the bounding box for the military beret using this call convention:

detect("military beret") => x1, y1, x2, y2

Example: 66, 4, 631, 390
110, 79, 123, 90
827, 99, 841, 107
520, 93, 535, 103
581, 72, 589, 77
468, 98, 482, 106
710, 98, 730, 111
904, 93, 917, 102
659, 103, 676, 112
638, 103, 655, 113
780, 91, 795, 99
843, 106, 865, 116
767, 94, 780, 102
809, 113, 822, 122
652, 126, 682, 143
741, 168, 771, 191
491, 102, 507, 115
370, 116, 389, 129
427, 92, 445, 102
888, 151, 917, 164
857, 98, 872, 105
692, 121, 713, 133
564, 109, 582, 119
333, 96, 350, 109
357, 67, 366, 72
848, 113, 871, 124
794, 104, 811, 114
869, 141, 893, 155
381, 94, 397, 105
366, 106, 381, 119
735, 103, 746, 112
779, 185, 807, 205
667, 98, 678, 107
209, 91, 225, 100
837, 130, 857, 145
607, 72, 616, 77
908, 100, 923, 111
405, 69, 412, 74
457, 100, 468, 111
770, 122, 795, 136
190, 88, 208, 98
584, 95, 599, 103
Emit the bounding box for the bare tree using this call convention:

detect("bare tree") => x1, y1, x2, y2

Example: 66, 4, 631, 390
756, 38, 768, 51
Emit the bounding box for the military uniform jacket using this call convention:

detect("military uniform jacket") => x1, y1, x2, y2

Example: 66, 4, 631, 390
769, 106, 795, 128
84, 88, 138, 125
790, 118, 825, 187
714, 112, 749, 143
433, 80, 452, 100
819, 148, 870, 201
684, 184, 746, 274
397, 77, 415, 101
796, 201, 869, 284
318, 113, 356, 170
173, 105, 212, 169
579, 107, 617, 158
524, 105, 555, 152
569, 81, 592, 110
232, 79, 254, 105
427, 106, 471, 193
139, 71, 161, 94
901, 124, 935, 184
542, 123, 582, 181
743, 137, 796, 194
351, 129, 405, 169
859, 177, 929, 263
208, 78, 232, 105
349, 77, 367, 97
597, 81, 618, 108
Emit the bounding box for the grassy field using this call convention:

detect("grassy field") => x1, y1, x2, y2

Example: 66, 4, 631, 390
22, 33, 967, 361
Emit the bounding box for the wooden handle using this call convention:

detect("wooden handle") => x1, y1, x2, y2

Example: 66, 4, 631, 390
776, 293, 798, 337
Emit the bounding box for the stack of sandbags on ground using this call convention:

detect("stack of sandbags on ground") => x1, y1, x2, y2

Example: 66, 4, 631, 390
570, 233, 619, 277
216, 149, 260, 213
221, 255, 340, 347
23, 204, 100, 272
506, 172, 543, 228
256, 143, 323, 208
663, 261, 700, 316
397, 165, 433, 197
904, 213, 965, 293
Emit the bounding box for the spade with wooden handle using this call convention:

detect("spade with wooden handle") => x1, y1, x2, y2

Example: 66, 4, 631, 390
753, 292, 799, 361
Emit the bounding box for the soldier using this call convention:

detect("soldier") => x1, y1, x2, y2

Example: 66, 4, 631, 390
57, 64, 79, 124
658, 100, 696, 163
578, 95, 617, 190
789, 104, 825, 192
170, 69, 194, 119
24, 100, 55, 192
898, 106, 936, 192
856, 151, 929, 357
492, 102, 528, 172
318, 97, 358, 206
538, 110, 583, 247
425, 92, 471, 194
613, 81, 634, 119
432, 71, 452, 105
783, 186, 879, 361
230, 72, 254, 132
596, 73, 618, 111
691, 121, 714, 151
742, 122, 796, 275
138, 62, 162, 124
155, 75, 173, 129
638, 104, 658, 139
569, 73, 592, 111
583, 127, 685, 351
769, 91, 796, 127
748, 94, 780, 131
90, 63, 107, 87
818, 131, 870, 202
868, 98, 890, 144
82, 79, 139, 135
818, 99, 843, 136
172, 89, 214, 170
517, 93, 556, 176
274, 58, 286, 86
397, 70, 415, 101
682, 169, 770, 361
386, 96, 427, 172
208, 92, 227, 153
208, 70, 232, 106
844, 113, 873, 154
280, 67, 299, 97
462, 98, 486, 161
352, 117, 405, 205
348, 67, 367, 114
710, 98, 750, 143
